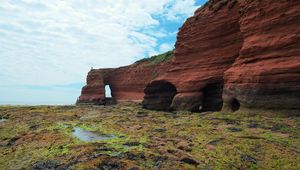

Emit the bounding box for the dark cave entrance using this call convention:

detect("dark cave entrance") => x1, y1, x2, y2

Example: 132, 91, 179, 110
142, 80, 177, 111
229, 98, 240, 112
201, 82, 224, 112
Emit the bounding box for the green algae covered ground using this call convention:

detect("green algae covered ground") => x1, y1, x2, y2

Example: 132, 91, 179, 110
0, 103, 299, 170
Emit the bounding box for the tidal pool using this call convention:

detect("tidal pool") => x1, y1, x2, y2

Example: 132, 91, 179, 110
0, 118, 7, 123
72, 127, 117, 141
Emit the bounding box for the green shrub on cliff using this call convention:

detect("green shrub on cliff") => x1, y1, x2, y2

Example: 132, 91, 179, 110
134, 50, 173, 66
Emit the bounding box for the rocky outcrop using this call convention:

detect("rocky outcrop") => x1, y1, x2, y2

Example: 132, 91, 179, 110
142, 80, 177, 111
223, 0, 300, 112
144, 0, 244, 111
77, 52, 173, 105
77, 69, 113, 105
78, 0, 300, 114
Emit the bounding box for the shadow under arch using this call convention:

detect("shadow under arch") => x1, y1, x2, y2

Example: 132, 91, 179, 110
201, 82, 224, 112
229, 98, 240, 112
142, 80, 177, 111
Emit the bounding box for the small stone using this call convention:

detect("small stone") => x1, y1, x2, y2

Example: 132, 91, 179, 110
153, 128, 167, 133
95, 146, 114, 152
0, 115, 9, 119
129, 125, 143, 130
228, 127, 242, 132
123, 141, 141, 147
120, 152, 146, 161
224, 118, 240, 125
208, 138, 224, 146
96, 159, 123, 170
176, 141, 192, 152
136, 111, 148, 118
167, 149, 176, 153
248, 123, 260, 128
152, 155, 167, 169
181, 157, 199, 165
29, 125, 39, 130
271, 123, 291, 132
31, 160, 59, 170
241, 154, 257, 164
6, 136, 20, 146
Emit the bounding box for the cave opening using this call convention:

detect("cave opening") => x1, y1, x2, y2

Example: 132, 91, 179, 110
201, 82, 224, 112
230, 98, 240, 112
105, 84, 112, 98
142, 80, 177, 111
104, 84, 116, 105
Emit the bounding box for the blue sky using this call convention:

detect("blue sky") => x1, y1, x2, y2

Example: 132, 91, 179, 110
0, 0, 206, 105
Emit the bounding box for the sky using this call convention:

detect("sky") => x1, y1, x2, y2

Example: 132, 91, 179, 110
0, 0, 206, 105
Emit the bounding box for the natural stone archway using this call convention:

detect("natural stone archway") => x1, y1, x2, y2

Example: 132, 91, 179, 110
104, 83, 116, 105
201, 82, 224, 112
142, 80, 177, 111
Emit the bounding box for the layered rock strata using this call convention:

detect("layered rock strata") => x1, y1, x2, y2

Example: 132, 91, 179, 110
223, 0, 300, 112
77, 53, 173, 105
78, 0, 300, 114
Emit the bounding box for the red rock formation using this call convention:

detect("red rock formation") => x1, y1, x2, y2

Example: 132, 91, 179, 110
144, 0, 300, 112
78, 0, 300, 114
105, 63, 170, 102
77, 53, 172, 105
144, 0, 244, 111
223, 0, 300, 112
77, 69, 113, 105
142, 80, 177, 111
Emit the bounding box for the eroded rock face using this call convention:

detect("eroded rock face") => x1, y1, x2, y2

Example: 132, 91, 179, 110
143, 0, 300, 112
77, 69, 113, 105
78, 0, 300, 113
77, 57, 172, 105
144, 0, 244, 111
223, 0, 300, 112
142, 80, 177, 111
105, 63, 170, 102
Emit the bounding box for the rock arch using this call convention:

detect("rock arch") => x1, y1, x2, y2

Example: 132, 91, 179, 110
142, 80, 177, 111
103, 80, 116, 105
201, 82, 224, 112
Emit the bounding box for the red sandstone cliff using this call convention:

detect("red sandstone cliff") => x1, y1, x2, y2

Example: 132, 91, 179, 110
223, 0, 300, 112
144, 0, 243, 111
78, 69, 113, 105
78, 0, 300, 114
77, 52, 173, 105
143, 0, 300, 113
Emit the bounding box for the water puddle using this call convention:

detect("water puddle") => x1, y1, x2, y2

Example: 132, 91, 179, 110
72, 127, 117, 141
0, 115, 9, 123
0, 118, 8, 123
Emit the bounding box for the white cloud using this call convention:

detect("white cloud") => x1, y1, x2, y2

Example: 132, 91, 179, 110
165, 0, 198, 21
0, 0, 199, 104
159, 43, 173, 53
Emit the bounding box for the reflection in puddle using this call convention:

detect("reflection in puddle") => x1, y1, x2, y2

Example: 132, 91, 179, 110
0, 118, 7, 123
72, 127, 116, 141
